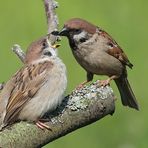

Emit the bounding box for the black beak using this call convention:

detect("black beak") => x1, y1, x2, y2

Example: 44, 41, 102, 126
59, 27, 69, 36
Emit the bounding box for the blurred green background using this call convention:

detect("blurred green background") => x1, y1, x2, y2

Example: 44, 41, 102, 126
0, 0, 147, 148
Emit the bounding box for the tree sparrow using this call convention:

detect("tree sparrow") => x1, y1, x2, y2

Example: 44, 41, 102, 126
0, 36, 67, 130
56, 18, 138, 110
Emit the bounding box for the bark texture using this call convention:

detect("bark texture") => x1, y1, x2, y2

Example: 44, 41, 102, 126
0, 82, 115, 148
0, 0, 116, 147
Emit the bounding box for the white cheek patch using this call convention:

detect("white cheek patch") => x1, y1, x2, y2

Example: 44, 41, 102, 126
43, 47, 58, 58
49, 47, 58, 57
73, 31, 87, 43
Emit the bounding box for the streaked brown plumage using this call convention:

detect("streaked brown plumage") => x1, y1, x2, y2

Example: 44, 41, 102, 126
0, 36, 67, 130
58, 18, 139, 110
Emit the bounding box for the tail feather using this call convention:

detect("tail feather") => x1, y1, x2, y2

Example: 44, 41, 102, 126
115, 76, 139, 110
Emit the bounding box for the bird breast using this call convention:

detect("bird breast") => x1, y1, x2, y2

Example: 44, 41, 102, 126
72, 33, 123, 77
18, 58, 67, 121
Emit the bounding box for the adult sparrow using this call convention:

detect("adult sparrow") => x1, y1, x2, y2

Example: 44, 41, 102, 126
56, 18, 138, 110
0, 36, 67, 130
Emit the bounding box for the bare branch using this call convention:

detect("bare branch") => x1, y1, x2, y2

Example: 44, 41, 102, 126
0, 1, 117, 147
0, 45, 25, 91
10, 0, 59, 63
12, 44, 26, 63
0, 81, 115, 148
44, 0, 59, 44
44, 0, 59, 32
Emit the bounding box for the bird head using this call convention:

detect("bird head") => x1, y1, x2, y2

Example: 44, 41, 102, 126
25, 35, 59, 64
58, 18, 97, 45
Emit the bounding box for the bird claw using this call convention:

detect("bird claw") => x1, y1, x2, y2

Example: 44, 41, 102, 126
99, 79, 111, 87
36, 120, 52, 131
75, 80, 90, 90
75, 84, 84, 90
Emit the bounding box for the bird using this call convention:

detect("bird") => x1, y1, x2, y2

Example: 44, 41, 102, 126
55, 18, 139, 110
0, 35, 67, 130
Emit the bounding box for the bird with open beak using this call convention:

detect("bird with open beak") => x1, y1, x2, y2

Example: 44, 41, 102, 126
55, 18, 139, 110
0, 35, 67, 130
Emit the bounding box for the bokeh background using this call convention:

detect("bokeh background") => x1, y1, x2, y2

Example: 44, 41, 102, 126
0, 0, 147, 148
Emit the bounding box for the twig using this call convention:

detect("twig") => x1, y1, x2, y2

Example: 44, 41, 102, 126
10, 0, 59, 63
44, 0, 59, 32
44, 0, 59, 44
10, 0, 59, 64
11, 44, 26, 63
0, 81, 115, 148
0, 0, 116, 147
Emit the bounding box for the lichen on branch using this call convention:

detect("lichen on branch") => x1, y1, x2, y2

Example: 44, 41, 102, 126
0, 81, 115, 148
0, 0, 116, 147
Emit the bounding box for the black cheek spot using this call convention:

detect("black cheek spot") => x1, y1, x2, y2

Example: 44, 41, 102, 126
44, 51, 52, 56
80, 38, 86, 43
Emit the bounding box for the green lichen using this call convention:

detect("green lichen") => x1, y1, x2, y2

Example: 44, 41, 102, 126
67, 81, 114, 111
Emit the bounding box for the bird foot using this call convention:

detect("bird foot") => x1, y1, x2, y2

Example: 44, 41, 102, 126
99, 75, 118, 87
36, 120, 52, 130
99, 79, 111, 87
76, 83, 85, 90
76, 80, 90, 90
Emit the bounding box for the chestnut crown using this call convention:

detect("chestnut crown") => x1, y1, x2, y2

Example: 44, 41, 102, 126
25, 36, 56, 64
59, 18, 97, 36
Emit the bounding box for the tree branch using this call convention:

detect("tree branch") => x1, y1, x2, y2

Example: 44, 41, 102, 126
44, 0, 59, 44
0, 82, 115, 148
0, 0, 116, 147
9, 0, 59, 65
11, 44, 26, 63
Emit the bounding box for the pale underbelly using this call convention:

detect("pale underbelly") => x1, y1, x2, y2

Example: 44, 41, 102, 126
75, 52, 123, 77
18, 72, 67, 121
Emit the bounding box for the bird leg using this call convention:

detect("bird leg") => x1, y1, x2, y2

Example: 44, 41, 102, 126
36, 120, 52, 130
99, 75, 118, 87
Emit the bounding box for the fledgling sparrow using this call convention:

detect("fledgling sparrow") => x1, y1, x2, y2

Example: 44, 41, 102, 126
0, 35, 67, 130
55, 18, 139, 110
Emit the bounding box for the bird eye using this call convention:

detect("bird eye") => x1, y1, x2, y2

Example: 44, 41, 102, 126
74, 29, 81, 34
42, 42, 47, 48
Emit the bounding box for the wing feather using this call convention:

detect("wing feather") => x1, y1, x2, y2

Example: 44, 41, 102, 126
2, 60, 53, 124
97, 27, 133, 68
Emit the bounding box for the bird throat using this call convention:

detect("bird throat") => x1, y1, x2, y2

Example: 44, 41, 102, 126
68, 38, 77, 51
68, 34, 89, 51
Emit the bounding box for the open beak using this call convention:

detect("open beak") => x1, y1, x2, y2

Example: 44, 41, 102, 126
51, 44, 61, 49
46, 34, 61, 49
59, 27, 69, 36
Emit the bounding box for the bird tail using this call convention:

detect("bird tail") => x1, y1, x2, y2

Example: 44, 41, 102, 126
115, 76, 139, 110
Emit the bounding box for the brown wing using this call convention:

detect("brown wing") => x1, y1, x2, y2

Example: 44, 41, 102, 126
97, 27, 133, 68
3, 61, 53, 124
